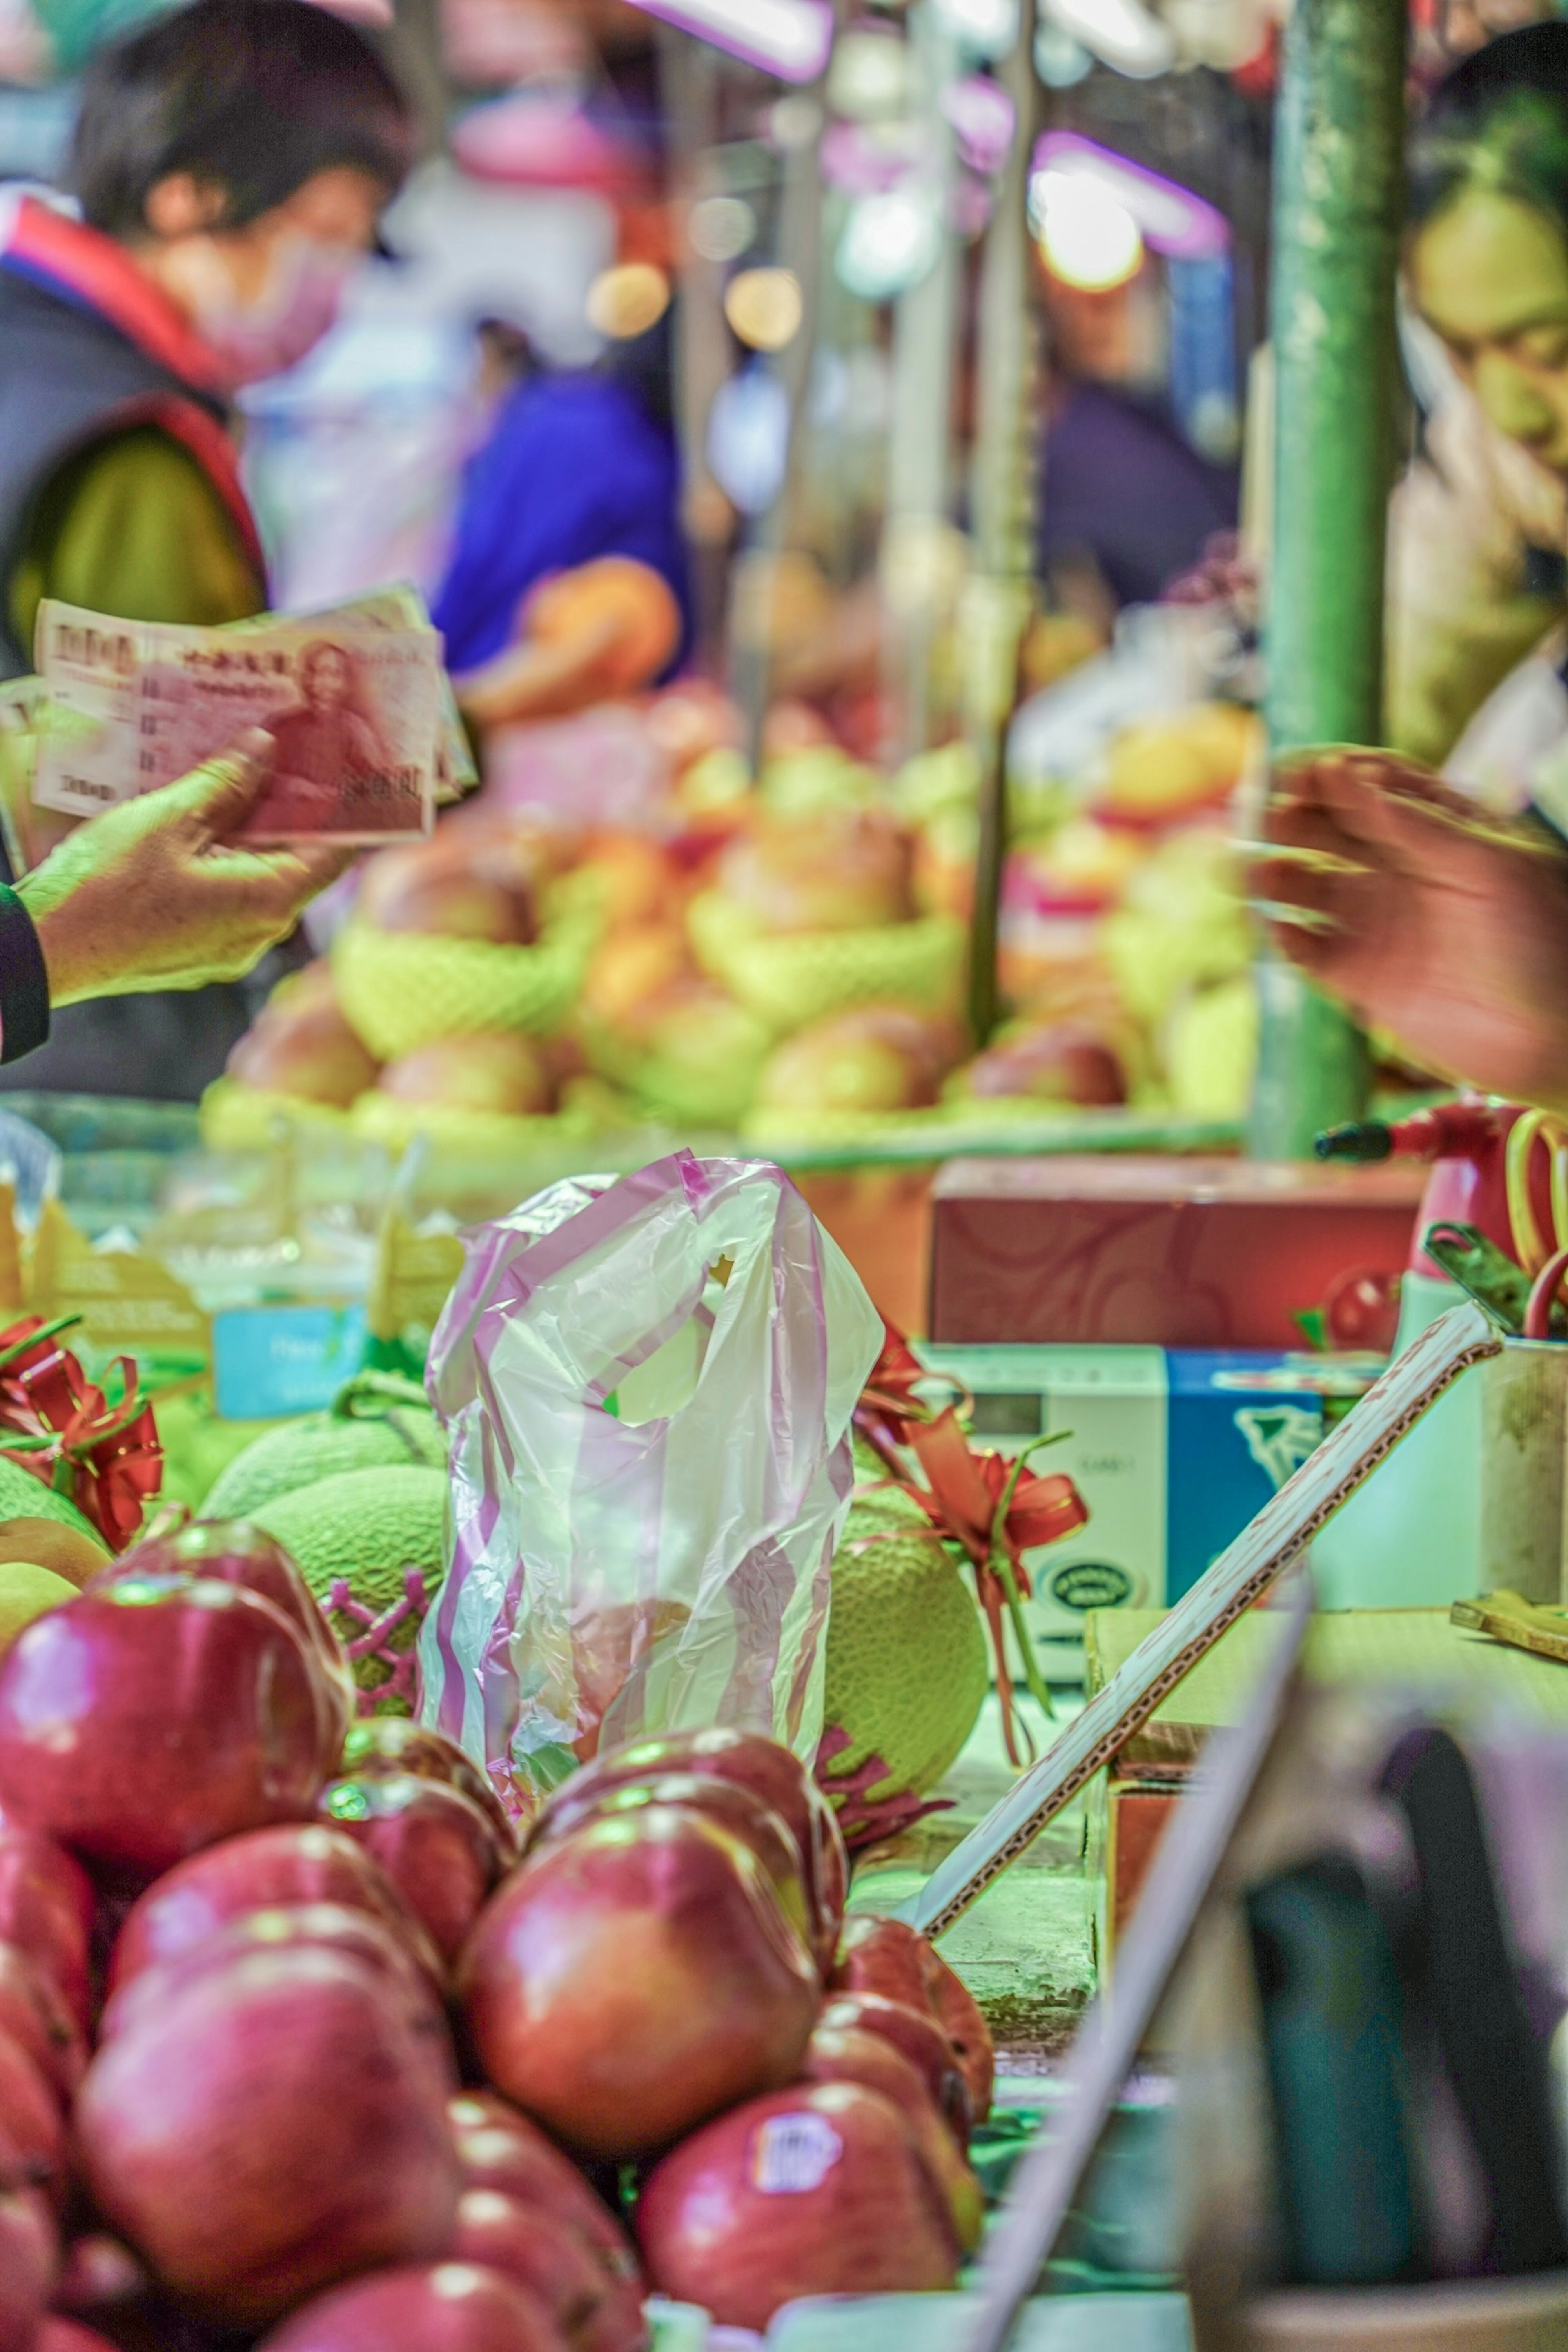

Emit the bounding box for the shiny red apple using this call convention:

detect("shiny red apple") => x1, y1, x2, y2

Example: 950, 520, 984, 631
98, 1902, 452, 2062
459, 1807, 820, 2160
636, 2080, 961, 2330
801, 2022, 982, 2251
818, 1990, 969, 2138
0, 1832, 93, 2030
77, 1938, 463, 2326
319, 1774, 506, 1964
34, 2323, 122, 2352
256, 2263, 568, 2352
0, 1579, 326, 1879
0, 2027, 65, 2201
832, 1913, 994, 2121
528, 1772, 812, 1962
0, 2125, 54, 2352
0, 1941, 85, 2097
554, 1730, 846, 1975
447, 2094, 639, 2285
100, 1523, 354, 1763
339, 1719, 520, 1853
107, 1823, 445, 2000
449, 2192, 644, 2352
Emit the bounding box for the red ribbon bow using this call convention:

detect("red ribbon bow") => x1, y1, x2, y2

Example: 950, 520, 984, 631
0, 1316, 163, 1552
851, 1320, 1090, 1770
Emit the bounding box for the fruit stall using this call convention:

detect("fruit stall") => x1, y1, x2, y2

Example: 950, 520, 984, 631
4, 0, 1564, 2342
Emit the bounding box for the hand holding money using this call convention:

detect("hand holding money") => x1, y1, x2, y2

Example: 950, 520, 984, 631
17, 730, 353, 1004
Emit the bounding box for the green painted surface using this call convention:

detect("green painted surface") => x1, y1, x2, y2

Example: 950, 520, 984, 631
1249, 0, 1407, 1157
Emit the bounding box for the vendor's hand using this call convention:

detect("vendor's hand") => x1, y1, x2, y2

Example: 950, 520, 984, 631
17, 729, 352, 1005
1253, 747, 1568, 1113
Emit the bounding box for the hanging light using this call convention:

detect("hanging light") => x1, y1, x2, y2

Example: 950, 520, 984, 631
724, 268, 805, 352
621, 0, 833, 84
931, 0, 1019, 61
1039, 0, 1175, 79
1033, 170, 1144, 290
587, 264, 672, 340
836, 178, 944, 301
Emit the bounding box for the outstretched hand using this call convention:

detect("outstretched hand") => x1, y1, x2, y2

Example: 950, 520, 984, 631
17, 728, 352, 1006
1253, 748, 1568, 1114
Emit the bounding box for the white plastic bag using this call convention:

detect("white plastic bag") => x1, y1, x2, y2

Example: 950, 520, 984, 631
419, 1152, 883, 1810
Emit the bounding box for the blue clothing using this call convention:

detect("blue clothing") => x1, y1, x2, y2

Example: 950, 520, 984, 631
1040, 381, 1239, 610
433, 372, 692, 675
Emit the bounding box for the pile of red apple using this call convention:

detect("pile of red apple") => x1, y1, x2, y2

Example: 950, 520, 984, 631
0, 1518, 992, 2350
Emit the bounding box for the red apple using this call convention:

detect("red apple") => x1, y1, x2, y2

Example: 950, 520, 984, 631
555, 1730, 846, 1976
0, 1942, 85, 2097
0, 2127, 54, 2352
818, 1991, 969, 2139
528, 1773, 812, 1963
447, 2095, 639, 2285
801, 2023, 982, 2251
49, 2231, 147, 2322
0, 1580, 326, 1879
228, 990, 380, 1109
98, 1903, 452, 2063
0, 1833, 93, 2030
100, 1522, 354, 1764
36, 2325, 121, 2352
361, 832, 541, 947
107, 1823, 445, 2001
379, 1037, 554, 1119
459, 1808, 820, 2160
636, 2081, 960, 2330
77, 1940, 463, 2326
962, 1021, 1127, 1109
0, 2028, 62, 2202
832, 1914, 994, 2122
718, 810, 915, 935
339, 1720, 521, 1854
319, 1775, 506, 1965
256, 2263, 568, 2352
449, 2192, 644, 2352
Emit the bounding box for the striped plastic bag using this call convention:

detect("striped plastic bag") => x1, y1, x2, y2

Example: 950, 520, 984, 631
418, 1151, 883, 1817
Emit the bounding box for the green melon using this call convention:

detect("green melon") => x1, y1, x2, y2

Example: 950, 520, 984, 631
205, 1372, 446, 1522
820, 1501, 989, 1834
0, 1457, 98, 1544
156, 1392, 288, 1512
253, 1463, 448, 1717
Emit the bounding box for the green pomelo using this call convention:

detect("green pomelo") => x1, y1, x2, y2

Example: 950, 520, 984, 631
253, 1463, 448, 1717
0, 1458, 98, 1544
821, 1504, 989, 1815
205, 1373, 445, 1521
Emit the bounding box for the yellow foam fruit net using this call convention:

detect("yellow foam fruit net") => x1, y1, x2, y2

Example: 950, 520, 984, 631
688, 892, 966, 1032
576, 1009, 769, 1129
348, 1090, 596, 1161
333, 900, 597, 1060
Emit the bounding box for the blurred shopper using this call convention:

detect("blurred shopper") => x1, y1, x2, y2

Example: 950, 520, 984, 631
0, 0, 412, 1095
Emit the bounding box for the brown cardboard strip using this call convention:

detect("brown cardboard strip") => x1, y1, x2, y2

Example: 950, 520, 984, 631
908, 1301, 1501, 1940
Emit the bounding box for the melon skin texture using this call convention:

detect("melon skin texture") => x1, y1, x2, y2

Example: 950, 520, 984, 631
206, 1388, 446, 1523
252, 1466, 448, 1716
0, 1458, 98, 1543
821, 1502, 989, 1811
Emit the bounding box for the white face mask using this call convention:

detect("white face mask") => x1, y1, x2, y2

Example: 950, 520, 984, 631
185, 233, 360, 388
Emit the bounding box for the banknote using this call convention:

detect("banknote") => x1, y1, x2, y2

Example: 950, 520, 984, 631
32, 597, 444, 843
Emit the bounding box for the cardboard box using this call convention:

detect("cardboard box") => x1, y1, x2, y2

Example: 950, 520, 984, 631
917, 1343, 1371, 1650
929, 1156, 1426, 1350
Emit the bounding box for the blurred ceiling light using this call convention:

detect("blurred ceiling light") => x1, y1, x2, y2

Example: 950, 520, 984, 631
1032, 130, 1230, 258
724, 267, 805, 351
622, 0, 833, 82
836, 179, 943, 302
587, 263, 671, 339
826, 27, 909, 120
931, 0, 1018, 58
1039, 0, 1175, 78
942, 74, 1016, 175
688, 195, 757, 263
1034, 171, 1144, 290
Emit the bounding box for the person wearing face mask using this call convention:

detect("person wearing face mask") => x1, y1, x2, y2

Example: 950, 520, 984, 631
1257, 27, 1568, 1113
0, 0, 413, 1098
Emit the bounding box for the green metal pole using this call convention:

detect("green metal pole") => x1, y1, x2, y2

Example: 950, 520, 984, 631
964, 0, 1039, 1046
1246, 0, 1407, 1160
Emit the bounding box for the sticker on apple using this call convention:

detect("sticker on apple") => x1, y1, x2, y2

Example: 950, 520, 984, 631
751, 2112, 843, 2194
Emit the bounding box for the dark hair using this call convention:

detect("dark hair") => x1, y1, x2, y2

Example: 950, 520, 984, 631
74, 0, 414, 240
1411, 22, 1568, 240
